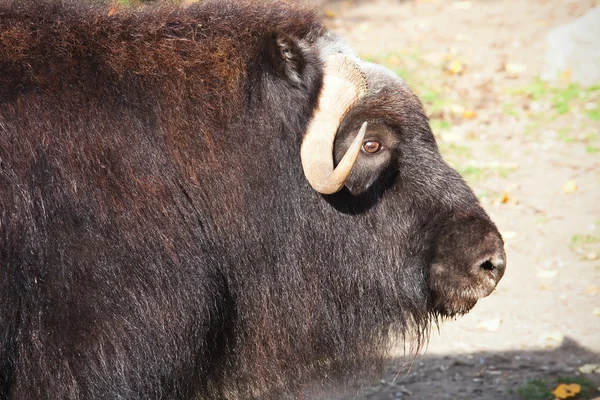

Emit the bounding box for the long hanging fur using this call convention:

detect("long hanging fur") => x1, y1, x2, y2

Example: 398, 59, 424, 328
0, 1, 498, 399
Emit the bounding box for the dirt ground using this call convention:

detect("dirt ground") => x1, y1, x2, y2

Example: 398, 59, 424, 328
310, 0, 600, 398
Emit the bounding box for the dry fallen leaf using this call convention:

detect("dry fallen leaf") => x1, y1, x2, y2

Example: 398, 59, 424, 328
477, 318, 501, 332
593, 307, 600, 317
586, 252, 598, 260
552, 383, 581, 399
562, 180, 577, 194
541, 331, 564, 347
587, 285, 600, 295
323, 9, 338, 18
386, 55, 401, 66
445, 60, 465, 75
500, 192, 510, 204
462, 109, 477, 119
578, 364, 600, 374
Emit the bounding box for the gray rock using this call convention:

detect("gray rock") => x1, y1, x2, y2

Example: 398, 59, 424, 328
541, 6, 600, 87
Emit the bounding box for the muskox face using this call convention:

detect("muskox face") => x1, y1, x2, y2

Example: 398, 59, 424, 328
299, 35, 506, 317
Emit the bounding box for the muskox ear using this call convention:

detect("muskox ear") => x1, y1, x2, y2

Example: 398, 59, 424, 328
263, 31, 305, 84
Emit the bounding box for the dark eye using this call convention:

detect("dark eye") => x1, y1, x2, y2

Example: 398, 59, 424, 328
362, 140, 382, 154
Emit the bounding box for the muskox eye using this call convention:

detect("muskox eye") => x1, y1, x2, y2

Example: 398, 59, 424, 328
362, 140, 382, 154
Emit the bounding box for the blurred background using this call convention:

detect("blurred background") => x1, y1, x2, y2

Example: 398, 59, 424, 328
107, 0, 600, 398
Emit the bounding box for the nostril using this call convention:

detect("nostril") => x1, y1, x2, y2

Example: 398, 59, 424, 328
478, 255, 506, 283
480, 260, 495, 271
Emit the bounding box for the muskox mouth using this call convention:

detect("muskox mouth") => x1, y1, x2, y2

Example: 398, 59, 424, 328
431, 285, 489, 318
429, 258, 504, 318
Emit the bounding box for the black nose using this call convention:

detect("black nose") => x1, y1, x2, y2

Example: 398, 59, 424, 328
473, 234, 506, 286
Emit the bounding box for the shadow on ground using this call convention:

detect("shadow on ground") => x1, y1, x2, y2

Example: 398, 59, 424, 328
313, 337, 600, 399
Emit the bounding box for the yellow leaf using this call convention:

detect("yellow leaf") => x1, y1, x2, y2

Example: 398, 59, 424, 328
500, 192, 510, 204
386, 55, 401, 66
593, 307, 600, 317
587, 285, 600, 295
552, 383, 581, 399
323, 9, 337, 18
446, 60, 464, 75
463, 109, 477, 119
562, 180, 577, 194
541, 331, 564, 343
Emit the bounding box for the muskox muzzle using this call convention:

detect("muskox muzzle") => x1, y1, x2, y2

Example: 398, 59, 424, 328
429, 214, 506, 316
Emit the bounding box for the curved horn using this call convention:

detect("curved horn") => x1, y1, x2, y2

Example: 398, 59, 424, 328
300, 54, 368, 194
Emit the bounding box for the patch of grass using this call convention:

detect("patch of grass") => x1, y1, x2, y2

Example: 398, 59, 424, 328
486, 143, 505, 158
534, 216, 549, 225
587, 145, 599, 154
439, 143, 472, 158
558, 130, 577, 143
496, 166, 512, 178
456, 163, 515, 184
503, 103, 519, 117
516, 376, 597, 400
524, 120, 543, 136
457, 166, 488, 183
517, 378, 552, 400
475, 189, 502, 202
586, 108, 600, 121
558, 129, 598, 144
571, 233, 600, 246
430, 118, 452, 133
551, 84, 581, 114
508, 78, 600, 121
570, 232, 600, 259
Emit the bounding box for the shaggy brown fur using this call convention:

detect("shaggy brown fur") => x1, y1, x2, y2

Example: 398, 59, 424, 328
0, 1, 504, 399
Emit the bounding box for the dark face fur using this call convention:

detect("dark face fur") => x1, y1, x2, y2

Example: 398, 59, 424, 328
332, 62, 506, 317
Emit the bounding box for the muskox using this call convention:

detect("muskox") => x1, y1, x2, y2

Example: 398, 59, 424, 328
0, 1, 506, 399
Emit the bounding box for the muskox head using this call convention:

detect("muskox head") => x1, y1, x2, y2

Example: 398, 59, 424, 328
298, 34, 506, 318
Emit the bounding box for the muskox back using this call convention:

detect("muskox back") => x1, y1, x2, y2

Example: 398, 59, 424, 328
0, 1, 505, 399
